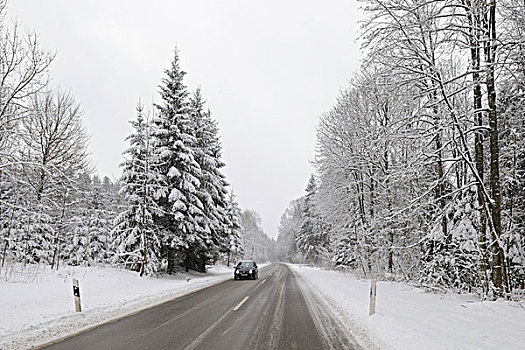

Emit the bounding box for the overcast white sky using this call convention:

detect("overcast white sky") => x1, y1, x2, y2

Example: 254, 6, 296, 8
8, 0, 363, 238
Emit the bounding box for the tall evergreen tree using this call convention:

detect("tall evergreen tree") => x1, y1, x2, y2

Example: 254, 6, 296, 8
65, 173, 91, 266
189, 88, 230, 271
225, 190, 243, 266
151, 49, 205, 273
296, 175, 327, 264
114, 103, 161, 275
85, 176, 112, 264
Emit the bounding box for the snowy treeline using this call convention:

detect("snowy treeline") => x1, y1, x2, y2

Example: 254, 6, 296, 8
0, 0, 124, 269
276, 176, 329, 266
0, 1, 123, 271
239, 209, 276, 263
279, 0, 525, 299
113, 51, 244, 275
0, 0, 101, 269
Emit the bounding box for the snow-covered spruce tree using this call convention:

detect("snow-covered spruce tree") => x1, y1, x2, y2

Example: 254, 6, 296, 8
84, 176, 113, 264
420, 189, 483, 292
0, 170, 15, 268
151, 49, 206, 273
296, 175, 328, 265
114, 103, 161, 276
98, 176, 121, 262
18, 201, 53, 264
189, 88, 230, 271
46, 175, 77, 269
61, 173, 91, 266
0, 164, 33, 269
225, 190, 243, 266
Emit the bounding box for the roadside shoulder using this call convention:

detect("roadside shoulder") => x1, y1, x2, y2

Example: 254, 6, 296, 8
288, 264, 387, 350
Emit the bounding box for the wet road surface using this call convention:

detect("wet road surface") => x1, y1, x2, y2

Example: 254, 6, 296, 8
43, 263, 361, 350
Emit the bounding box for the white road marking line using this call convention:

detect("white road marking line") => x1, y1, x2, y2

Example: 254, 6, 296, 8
260, 278, 267, 285
233, 296, 249, 311
185, 306, 233, 350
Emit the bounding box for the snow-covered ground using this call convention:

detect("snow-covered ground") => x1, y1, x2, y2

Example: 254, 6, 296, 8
0, 263, 236, 349
290, 264, 525, 350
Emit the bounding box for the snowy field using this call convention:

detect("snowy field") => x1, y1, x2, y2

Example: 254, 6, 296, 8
0, 264, 236, 349
290, 264, 525, 350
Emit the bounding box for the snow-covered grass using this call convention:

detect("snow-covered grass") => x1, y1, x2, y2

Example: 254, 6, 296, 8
290, 264, 525, 350
0, 263, 236, 350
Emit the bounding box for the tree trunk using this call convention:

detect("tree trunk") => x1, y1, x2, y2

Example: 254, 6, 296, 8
50, 236, 59, 270
184, 250, 192, 272
369, 168, 375, 219
1, 208, 15, 268
198, 256, 206, 273
382, 101, 394, 274
167, 248, 176, 274
434, 115, 448, 240
465, 0, 489, 295
51, 190, 68, 270
84, 209, 93, 265
484, 0, 509, 298
140, 183, 147, 277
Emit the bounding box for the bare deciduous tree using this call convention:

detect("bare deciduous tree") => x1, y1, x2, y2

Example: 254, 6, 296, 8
0, 2, 54, 170
20, 89, 91, 202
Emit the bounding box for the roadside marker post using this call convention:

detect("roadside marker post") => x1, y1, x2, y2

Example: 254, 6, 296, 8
369, 279, 377, 316
73, 279, 82, 312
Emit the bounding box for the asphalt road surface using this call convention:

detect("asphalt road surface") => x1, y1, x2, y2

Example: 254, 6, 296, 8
42, 263, 361, 350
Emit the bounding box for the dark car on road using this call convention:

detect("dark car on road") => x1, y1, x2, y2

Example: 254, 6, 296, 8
234, 260, 258, 280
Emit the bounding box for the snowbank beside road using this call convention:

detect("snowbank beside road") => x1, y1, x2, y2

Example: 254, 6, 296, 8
290, 264, 525, 350
0, 264, 235, 349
